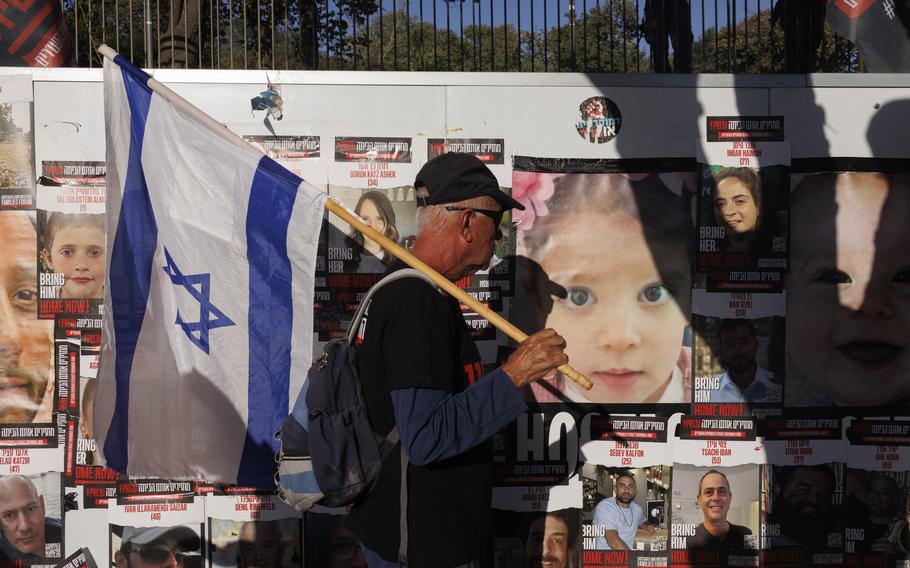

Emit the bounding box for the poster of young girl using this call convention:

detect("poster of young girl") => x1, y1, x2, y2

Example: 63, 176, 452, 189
512, 157, 695, 408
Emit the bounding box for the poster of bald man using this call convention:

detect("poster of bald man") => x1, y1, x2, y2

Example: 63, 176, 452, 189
669, 465, 760, 568
0, 473, 63, 564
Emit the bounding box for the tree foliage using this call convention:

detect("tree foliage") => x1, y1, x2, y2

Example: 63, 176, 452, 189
61, 0, 861, 72
691, 8, 858, 73
0, 105, 19, 141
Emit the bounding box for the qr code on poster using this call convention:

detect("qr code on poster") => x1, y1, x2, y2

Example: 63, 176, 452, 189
651, 536, 667, 551
743, 535, 758, 550
45, 542, 61, 557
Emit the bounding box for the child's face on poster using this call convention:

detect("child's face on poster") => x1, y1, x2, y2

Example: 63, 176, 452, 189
45, 224, 105, 299
541, 211, 689, 403
789, 172, 910, 405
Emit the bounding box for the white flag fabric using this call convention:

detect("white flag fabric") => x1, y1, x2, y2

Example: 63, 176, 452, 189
96, 55, 326, 486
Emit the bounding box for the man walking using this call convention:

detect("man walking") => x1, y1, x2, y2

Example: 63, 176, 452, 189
346, 153, 569, 567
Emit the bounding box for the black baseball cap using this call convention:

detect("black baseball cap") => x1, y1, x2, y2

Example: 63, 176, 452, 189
414, 153, 525, 211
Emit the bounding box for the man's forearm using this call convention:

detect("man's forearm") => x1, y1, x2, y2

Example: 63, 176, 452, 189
391, 368, 527, 466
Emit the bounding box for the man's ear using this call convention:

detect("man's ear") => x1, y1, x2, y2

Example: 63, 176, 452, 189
114, 551, 127, 568
459, 210, 474, 243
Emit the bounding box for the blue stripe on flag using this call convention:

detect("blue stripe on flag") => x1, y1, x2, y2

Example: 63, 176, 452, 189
103, 64, 158, 473
239, 155, 301, 487
113, 54, 152, 88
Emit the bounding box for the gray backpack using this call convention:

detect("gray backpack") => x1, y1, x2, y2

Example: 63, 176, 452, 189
277, 269, 433, 513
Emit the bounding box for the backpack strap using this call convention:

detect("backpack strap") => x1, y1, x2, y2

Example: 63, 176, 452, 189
347, 267, 436, 566
399, 449, 410, 564
346, 268, 438, 344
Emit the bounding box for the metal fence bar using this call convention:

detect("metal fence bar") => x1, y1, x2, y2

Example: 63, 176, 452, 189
488, 0, 493, 70
543, 0, 548, 70
393, 0, 398, 71
503, 0, 507, 72
407, 0, 412, 71
459, 0, 464, 71
756, 0, 761, 73
431, 0, 436, 69
635, 0, 641, 73
530, 0, 535, 70
557, 0, 561, 70
517, 0, 521, 70
727, 0, 736, 73
743, 0, 749, 72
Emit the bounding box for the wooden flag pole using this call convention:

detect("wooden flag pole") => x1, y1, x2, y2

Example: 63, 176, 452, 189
325, 198, 593, 390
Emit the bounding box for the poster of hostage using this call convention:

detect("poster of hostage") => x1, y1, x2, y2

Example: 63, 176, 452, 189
35, 161, 106, 319
691, 289, 785, 416
697, 117, 789, 291
0, 215, 58, 448
0, 472, 64, 565
785, 158, 910, 411
511, 157, 696, 408
844, 419, 910, 567
315, 136, 420, 340
206, 486, 303, 568
760, 412, 847, 566
0, 76, 35, 210
671, 415, 762, 567
62, 326, 117, 486
580, 464, 670, 568
491, 508, 583, 568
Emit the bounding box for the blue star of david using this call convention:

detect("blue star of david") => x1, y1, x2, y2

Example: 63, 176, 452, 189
162, 248, 235, 354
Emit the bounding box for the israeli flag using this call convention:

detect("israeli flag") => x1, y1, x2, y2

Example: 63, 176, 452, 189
95, 54, 326, 487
